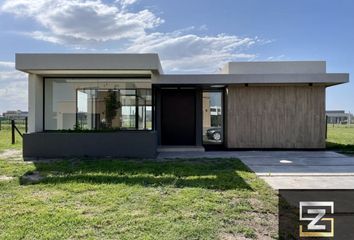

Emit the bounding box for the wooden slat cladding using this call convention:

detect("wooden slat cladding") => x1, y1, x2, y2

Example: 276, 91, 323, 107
226, 85, 326, 149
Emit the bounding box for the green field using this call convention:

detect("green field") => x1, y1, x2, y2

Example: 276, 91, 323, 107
0, 124, 24, 153
326, 124, 354, 153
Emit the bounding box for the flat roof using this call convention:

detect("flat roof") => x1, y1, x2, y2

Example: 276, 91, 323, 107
153, 73, 349, 86
221, 61, 326, 74
15, 53, 349, 86
16, 53, 163, 74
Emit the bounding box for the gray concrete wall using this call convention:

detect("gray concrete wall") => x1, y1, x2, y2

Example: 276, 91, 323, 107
23, 131, 157, 158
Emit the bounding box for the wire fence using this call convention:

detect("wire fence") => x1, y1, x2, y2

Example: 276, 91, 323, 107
327, 123, 354, 128
0, 118, 28, 144
0, 118, 27, 127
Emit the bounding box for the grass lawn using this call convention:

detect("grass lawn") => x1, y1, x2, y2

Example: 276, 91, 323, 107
0, 155, 278, 239
326, 124, 354, 154
1, 122, 353, 239
0, 124, 24, 153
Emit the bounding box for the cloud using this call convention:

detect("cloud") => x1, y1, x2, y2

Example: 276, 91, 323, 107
0, 0, 266, 72
0, 61, 15, 69
128, 31, 258, 72
117, 0, 138, 9
266, 55, 286, 61
0, 62, 27, 113
1, 0, 163, 44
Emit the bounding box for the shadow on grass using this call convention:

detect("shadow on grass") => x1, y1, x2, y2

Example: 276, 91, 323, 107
20, 158, 253, 190
326, 141, 354, 154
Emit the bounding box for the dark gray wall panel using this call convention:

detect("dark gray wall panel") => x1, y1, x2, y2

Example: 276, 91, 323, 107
23, 131, 157, 158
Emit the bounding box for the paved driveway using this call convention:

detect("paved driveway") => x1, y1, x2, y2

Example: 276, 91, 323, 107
158, 151, 354, 189
237, 151, 354, 189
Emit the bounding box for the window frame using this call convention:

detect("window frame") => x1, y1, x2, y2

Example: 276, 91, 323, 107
202, 89, 225, 145
75, 87, 152, 131
43, 77, 153, 132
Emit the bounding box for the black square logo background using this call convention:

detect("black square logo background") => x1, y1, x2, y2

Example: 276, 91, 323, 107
279, 190, 354, 240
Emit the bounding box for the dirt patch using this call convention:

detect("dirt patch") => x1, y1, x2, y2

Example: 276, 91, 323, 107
31, 190, 51, 201
0, 149, 23, 161
31, 189, 63, 201
0, 175, 15, 181
219, 232, 250, 240
230, 212, 277, 240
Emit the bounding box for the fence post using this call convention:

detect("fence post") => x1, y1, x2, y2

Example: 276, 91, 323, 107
11, 120, 15, 144
325, 116, 328, 139
25, 117, 28, 133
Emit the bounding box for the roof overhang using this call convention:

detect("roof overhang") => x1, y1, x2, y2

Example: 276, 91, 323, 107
23, 70, 153, 78
15, 53, 163, 76
153, 73, 349, 87
326, 113, 350, 117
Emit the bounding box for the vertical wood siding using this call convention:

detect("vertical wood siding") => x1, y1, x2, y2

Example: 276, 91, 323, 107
226, 85, 326, 148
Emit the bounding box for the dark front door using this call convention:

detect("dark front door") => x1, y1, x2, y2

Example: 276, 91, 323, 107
161, 89, 196, 145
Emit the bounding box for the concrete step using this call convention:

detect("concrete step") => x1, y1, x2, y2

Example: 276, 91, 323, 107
157, 146, 205, 153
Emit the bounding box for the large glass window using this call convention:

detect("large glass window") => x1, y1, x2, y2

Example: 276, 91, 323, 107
202, 91, 223, 144
45, 78, 152, 130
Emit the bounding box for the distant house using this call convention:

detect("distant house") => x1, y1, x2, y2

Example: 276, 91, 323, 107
2, 110, 28, 120
326, 110, 353, 124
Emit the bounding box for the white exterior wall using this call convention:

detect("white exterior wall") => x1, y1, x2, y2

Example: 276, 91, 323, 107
28, 74, 43, 133
223, 61, 326, 74
16, 54, 163, 73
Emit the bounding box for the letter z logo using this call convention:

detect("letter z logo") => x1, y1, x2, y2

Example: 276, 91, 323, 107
299, 201, 334, 237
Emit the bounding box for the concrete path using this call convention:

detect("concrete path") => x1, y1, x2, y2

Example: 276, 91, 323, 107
157, 151, 354, 189
238, 151, 354, 189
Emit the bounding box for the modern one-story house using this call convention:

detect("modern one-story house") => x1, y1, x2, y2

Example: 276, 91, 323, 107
15, 53, 349, 158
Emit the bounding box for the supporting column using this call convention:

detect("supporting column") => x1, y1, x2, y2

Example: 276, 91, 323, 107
28, 74, 43, 133
195, 88, 203, 146
154, 87, 162, 145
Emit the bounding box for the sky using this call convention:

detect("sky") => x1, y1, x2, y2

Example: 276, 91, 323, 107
0, 0, 353, 114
